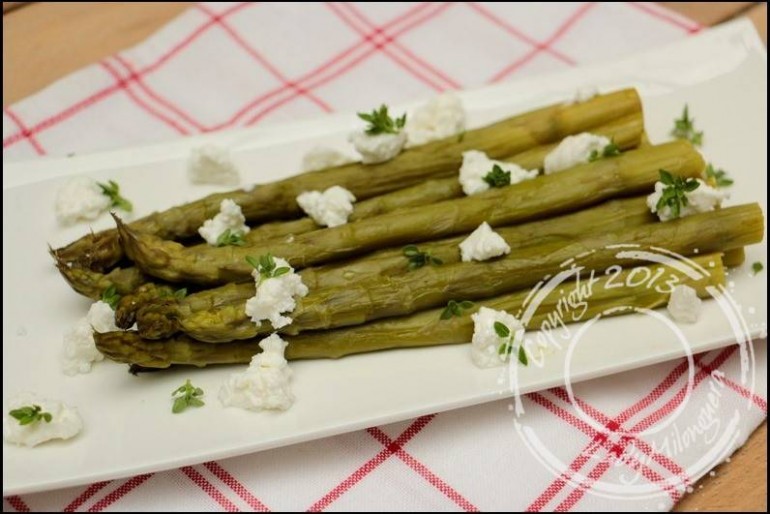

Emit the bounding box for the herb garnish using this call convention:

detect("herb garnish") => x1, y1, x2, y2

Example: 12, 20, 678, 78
752, 262, 764, 274
357, 105, 406, 135
101, 285, 121, 310
482, 164, 511, 188
656, 169, 700, 219
705, 164, 733, 188
494, 321, 528, 365
216, 228, 246, 247
161, 287, 188, 300
670, 105, 703, 146
588, 140, 621, 162
97, 180, 133, 212
171, 379, 205, 413
403, 245, 443, 270
9, 405, 52, 426
440, 300, 474, 320
246, 254, 290, 280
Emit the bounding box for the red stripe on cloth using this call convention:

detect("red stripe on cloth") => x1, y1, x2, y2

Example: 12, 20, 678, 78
195, 3, 333, 114
100, 60, 190, 135
113, 55, 207, 132
626, 2, 701, 33
63, 481, 111, 512
340, 2, 462, 90
3, 108, 46, 155
307, 415, 435, 512
181, 466, 239, 512
3, 3, 252, 151
88, 474, 153, 512
718, 376, 768, 412
466, 2, 575, 64
244, 2, 452, 126
4, 496, 30, 512
203, 461, 271, 512
489, 2, 592, 82
367, 427, 479, 512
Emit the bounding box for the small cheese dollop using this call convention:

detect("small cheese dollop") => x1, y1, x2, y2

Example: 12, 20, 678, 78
301, 147, 355, 172
458, 150, 538, 196
218, 334, 294, 411
470, 307, 525, 368
3, 393, 83, 447
544, 133, 610, 174
647, 179, 727, 222
348, 130, 407, 164
187, 145, 241, 186
296, 186, 357, 228
198, 199, 251, 246
405, 93, 466, 147
55, 177, 111, 225
459, 222, 511, 262
244, 257, 308, 329
61, 300, 117, 376
565, 86, 599, 105
667, 285, 702, 324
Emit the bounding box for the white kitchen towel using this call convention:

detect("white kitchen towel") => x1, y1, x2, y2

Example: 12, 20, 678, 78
3, 2, 766, 511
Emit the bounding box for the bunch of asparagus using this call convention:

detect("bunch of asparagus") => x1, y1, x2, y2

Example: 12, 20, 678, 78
50, 89, 764, 370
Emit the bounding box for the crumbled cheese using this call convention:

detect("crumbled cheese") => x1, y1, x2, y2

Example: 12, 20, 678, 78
301, 147, 355, 172
565, 86, 599, 105
198, 199, 251, 246
296, 186, 357, 228
405, 92, 466, 147
218, 334, 294, 411
349, 130, 407, 164
667, 285, 702, 324
646, 179, 727, 222
459, 222, 511, 262
61, 300, 117, 376
470, 307, 525, 368
187, 145, 241, 186
458, 150, 538, 196
55, 176, 111, 225
244, 257, 308, 329
544, 133, 610, 174
3, 393, 83, 447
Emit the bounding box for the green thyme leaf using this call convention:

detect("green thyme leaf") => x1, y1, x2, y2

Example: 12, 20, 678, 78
357, 104, 407, 135
518, 345, 529, 366
171, 379, 205, 414
705, 164, 734, 188
403, 245, 443, 271
246, 254, 290, 279
173, 288, 188, 300
482, 164, 511, 188
216, 229, 246, 247
9, 405, 53, 426
493, 321, 510, 338
101, 285, 121, 310
655, 169, 701, 220
439, 299, 474, 320
670, 104, 704, 146
97, 180, 133, 212
752, 262, 764, 274
588, 139, 622, 162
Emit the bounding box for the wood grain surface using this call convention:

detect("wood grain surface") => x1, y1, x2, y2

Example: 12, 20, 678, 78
2, 2, 767, 511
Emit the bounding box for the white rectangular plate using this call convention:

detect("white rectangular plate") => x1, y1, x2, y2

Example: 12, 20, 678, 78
3, 20, 767, 495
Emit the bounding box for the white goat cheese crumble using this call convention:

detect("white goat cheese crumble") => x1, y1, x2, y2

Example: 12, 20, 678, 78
565, 86, 599, 105
646, 179, 727, 222
301, 147, 355, 172
187, 145, 241, 186
470, 307, 525, 368
296, 186, 357, 228
218, 334, 294, 411
667, 285, 702, 324
55, 177, 111, 225
544, 133, 610, 174
459, 222, 511, 262
198, 199, 251, 246
349, 130, 407, 164
3, 393, 83, 447
405, 92, 466, 147
458, 150, 538, 196
61, 300, 117, 376
245, 257, 308, 329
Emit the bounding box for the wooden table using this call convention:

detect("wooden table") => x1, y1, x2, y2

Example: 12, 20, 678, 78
2, 3, 767, 511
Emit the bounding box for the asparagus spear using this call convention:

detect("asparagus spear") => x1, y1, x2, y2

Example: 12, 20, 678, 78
95, 254, 726, 368
52, 252, 148, 298
119, 141, 703, 285
169, 203, 763, 342
54, 89, 642, 271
